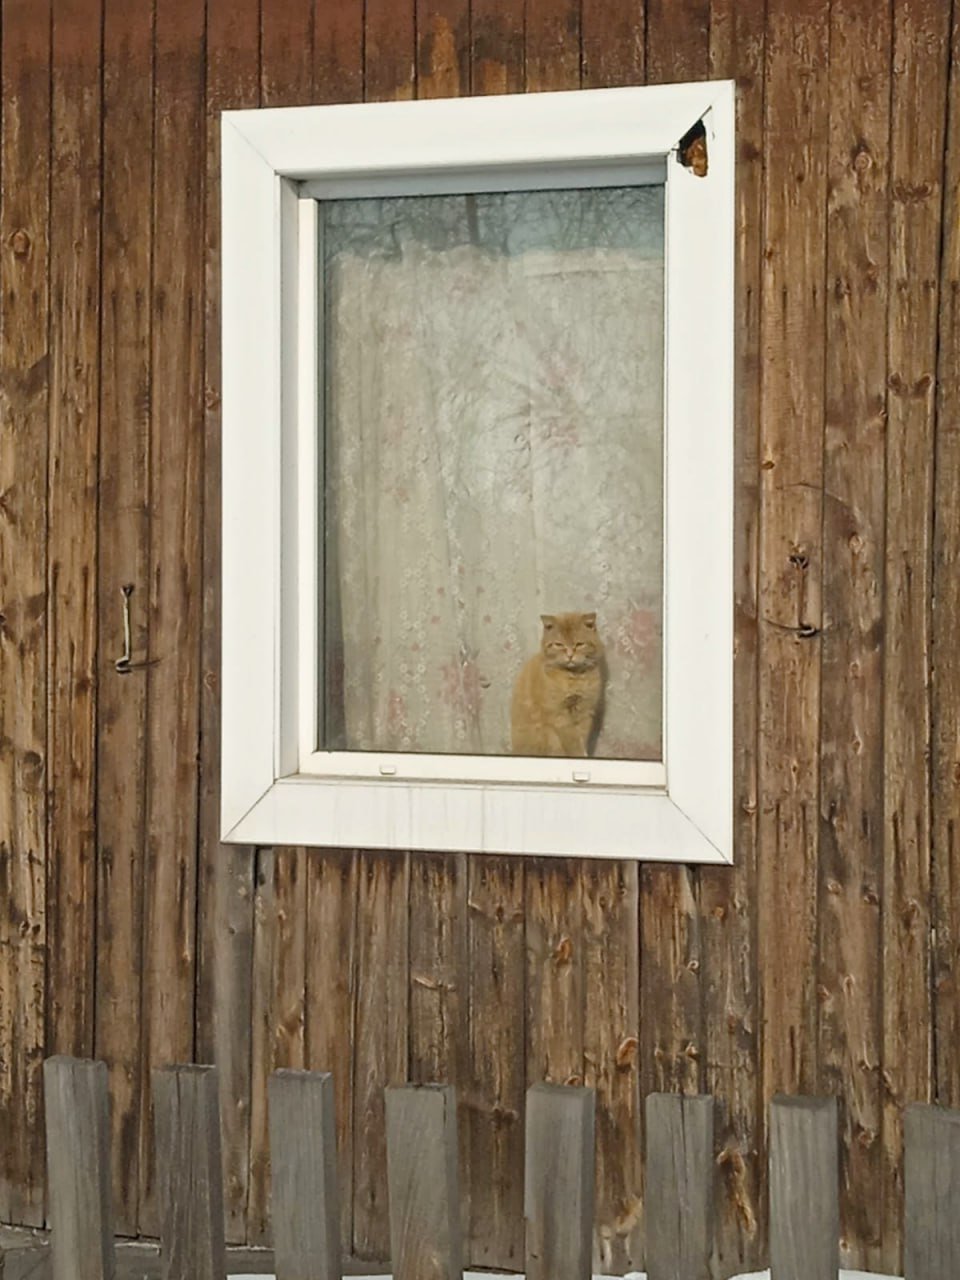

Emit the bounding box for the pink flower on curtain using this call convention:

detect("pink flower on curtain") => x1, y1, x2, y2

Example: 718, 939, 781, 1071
440, 654, 485, 719
386, 690, 410, 741
615, 607, 660, 665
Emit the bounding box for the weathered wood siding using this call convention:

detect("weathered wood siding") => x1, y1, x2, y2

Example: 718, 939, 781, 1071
0, 0, 957, 1272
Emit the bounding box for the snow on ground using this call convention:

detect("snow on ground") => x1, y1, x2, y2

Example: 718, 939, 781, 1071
231, 1272, 898, 1279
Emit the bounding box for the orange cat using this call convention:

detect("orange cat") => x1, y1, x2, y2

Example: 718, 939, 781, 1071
510, 613, 605, 757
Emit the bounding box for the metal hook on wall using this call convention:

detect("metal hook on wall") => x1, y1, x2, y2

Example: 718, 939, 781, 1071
115, 584, 135, 674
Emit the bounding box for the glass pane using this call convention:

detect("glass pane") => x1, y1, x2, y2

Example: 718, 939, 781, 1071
321, 186, 664, 760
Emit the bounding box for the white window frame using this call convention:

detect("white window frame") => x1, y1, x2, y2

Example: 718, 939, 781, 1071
220, 81, 735, 862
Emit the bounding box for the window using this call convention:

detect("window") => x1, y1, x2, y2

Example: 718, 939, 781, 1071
220, 82, 735, 862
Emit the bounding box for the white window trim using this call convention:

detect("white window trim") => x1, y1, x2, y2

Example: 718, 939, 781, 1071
220, 82, 735, 863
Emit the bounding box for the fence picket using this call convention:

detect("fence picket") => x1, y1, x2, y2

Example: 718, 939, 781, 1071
524, 1083, 595, 1280
153, 1065, 226, 1280
904, 1102, 960, 1279
644, 1092, 713, 1280
385, 1084, 462, 1280
39, 1059, 960, 1276
43, 1055, 116, 1280
769, 1095, 839, 1280
269, 1069, 342, 1280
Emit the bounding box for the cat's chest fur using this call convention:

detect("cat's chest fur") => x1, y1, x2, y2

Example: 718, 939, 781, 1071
544, 665, 600, 714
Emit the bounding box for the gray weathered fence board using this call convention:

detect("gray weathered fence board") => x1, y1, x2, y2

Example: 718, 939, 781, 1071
524, 1083, 595, 1280
385, 1085, 462, 1280
644, 1092, 713, 1280
904, 1102, 960, 1280
153, 1065, 226, 1280
43, 1055, 116, 1280
269, 1070, 342, 1280
769, 1095, 838, 1280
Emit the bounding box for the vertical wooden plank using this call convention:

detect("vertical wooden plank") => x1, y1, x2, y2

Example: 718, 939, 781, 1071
645, 0, 710, 82
46, 0, 103, 1066
248, 847, 307, 1244
261, 0, 313, 104
138, 0, 206, 1234
526, 861, 584, 1089
244, 0, 315, 1245
575, 24, 645, 1274
305, 852, 358, 1256
465, 857, 525, 1271
643, 1093, 714, 1280
882, 3, 950, 1272
304, 9, 364, 1254
153, 1065, 227, 1280
768, 1096, 839, 1280
756, 0, 829, 1106
196, 0, 260, 1244
348, 9, 418, 1261
408, 852, 468, 1248
313, 0, 363, 102
409, 5, 483, 1264
580, 0, 643, 88
95, 0, 154, 1239
461, 12, 527, 1272
352, 853, 410, 1261
518, 0, 583, 1121
0, 0, 52, 1228
639, 0, 710, 1155
408, 854, 467, 1083
471, 0, 523, 95
524, 0, 580, 94
43, 1056, 115, 1280
524, 1083, 595, 1280
269, 1070, 342, 1280
816, 0, 890, 1270
702, 0, 765, 1271
640, 868, 702, 1096
304, 14, 364, 1258
385, 1085, 462, 1280
416, 0, 468, 97
582, 863, 641, 1273
904, 1104, 960, 1280
365, 0, 415, 101
932, 4, 960, 1115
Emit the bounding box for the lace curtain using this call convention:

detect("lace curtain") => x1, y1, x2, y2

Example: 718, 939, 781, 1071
322, 187, 664, 760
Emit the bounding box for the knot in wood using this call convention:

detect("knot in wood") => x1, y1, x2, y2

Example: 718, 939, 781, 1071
615, 1036, 638, 1069
10, 228, 30, 257
852, 141, 872, 172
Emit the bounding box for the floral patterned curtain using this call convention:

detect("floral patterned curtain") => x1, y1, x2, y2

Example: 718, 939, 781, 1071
322, 186, 664, 760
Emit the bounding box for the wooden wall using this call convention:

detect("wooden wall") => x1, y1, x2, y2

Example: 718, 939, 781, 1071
0, 0, 958, 1273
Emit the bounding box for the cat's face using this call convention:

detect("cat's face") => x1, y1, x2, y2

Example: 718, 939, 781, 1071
540, 612, 603, 672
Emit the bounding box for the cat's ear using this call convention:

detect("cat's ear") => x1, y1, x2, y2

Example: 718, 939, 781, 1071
540, 614, 556, 630
583, 612, 597, 629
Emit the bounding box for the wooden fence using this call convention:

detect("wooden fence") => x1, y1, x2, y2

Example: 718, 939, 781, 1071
41, 1055, 960, 1280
